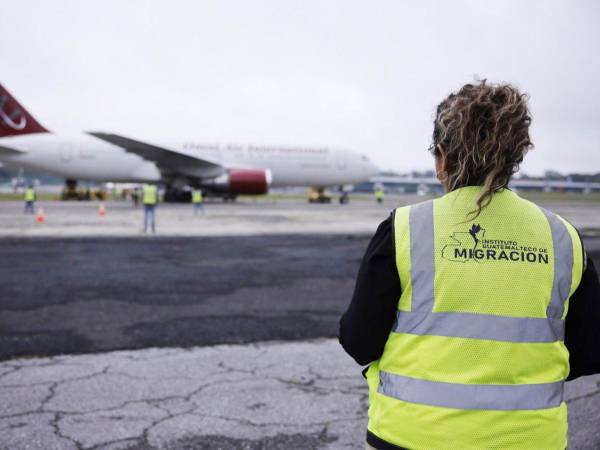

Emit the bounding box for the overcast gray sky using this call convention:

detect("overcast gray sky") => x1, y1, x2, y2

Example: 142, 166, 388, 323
1, 0, 599, 174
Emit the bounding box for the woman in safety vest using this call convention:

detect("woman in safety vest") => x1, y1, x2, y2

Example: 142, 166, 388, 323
340, 81, 600, 450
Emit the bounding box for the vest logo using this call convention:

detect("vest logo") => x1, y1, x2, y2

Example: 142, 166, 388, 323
441, 223, 549, 264
0, 95, 26, 130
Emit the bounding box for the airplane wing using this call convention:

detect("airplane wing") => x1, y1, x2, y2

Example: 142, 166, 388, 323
87, 132, 225, 179
0, 144, 26, 155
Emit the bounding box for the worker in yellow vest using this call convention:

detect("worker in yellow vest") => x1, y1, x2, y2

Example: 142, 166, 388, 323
374, 187, 384, 204
142, 184, 158, 233
340, 81, 600, 450
192, 188, 205, 215
24, 185, 36, 214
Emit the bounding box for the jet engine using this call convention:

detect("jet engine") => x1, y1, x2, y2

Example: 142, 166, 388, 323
206, 169, 272, 195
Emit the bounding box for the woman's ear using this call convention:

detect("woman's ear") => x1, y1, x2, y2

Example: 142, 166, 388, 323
436, 144, 447, 173
435, 144, 450, 190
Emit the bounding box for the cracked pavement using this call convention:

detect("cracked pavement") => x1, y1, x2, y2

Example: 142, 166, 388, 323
0, 340, 370, 450
1, 339, 599, 450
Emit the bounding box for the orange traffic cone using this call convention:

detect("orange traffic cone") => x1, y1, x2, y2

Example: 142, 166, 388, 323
35, 208, 45, 223
98, 203, 106, 217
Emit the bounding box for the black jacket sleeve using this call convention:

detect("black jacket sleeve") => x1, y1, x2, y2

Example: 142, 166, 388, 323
339, 214, 401, 365
565, 255, 600, 381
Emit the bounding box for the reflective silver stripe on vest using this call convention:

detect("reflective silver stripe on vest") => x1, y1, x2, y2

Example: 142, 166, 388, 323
409, 201, 435, 312
393, 310, 564, 342
541, 208, 573, 320
378, 371, 564, 410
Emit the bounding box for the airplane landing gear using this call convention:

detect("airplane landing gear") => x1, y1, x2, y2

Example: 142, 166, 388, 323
338, 184, 353, 204
222, 194, 237, 202
163, 186, 191, 202
61, 179, 92, 200
162, 185, 238, 203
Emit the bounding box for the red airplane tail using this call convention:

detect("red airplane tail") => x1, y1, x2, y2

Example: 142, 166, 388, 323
0, 83, 48, 137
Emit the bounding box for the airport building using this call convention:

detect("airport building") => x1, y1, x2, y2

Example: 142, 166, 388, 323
355, 175, 600, 195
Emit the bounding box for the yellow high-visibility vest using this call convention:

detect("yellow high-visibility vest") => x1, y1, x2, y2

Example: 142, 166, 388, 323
142, 185, 158, 205
367, 186, 583, 449
24, 188, 35, 202
192, 190, 203, 203
374, 189, 384, 200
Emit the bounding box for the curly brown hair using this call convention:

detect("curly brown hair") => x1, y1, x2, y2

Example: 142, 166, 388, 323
430, 80, 533, 218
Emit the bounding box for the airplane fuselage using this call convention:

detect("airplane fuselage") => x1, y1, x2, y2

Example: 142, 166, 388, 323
0, 132, 377, 187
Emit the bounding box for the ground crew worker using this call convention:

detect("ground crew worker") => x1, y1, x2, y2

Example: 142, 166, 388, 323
192, 188, 205, 215
340, 81, 600, 450
24, 185, 36, 214
374, 187, 384, 203
142, 184, 158, 233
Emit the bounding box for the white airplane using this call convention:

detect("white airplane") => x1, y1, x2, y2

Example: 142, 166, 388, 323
0, 83, 378, 200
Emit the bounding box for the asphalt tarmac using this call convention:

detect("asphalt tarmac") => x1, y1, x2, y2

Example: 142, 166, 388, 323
1, 235, 599, 360
0, 235, 365, 360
